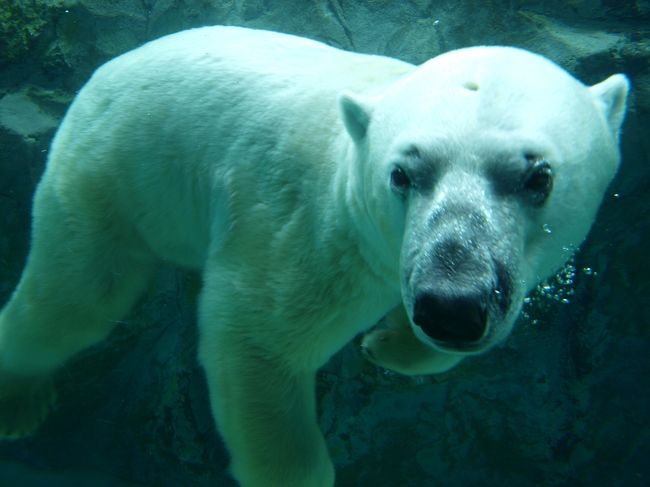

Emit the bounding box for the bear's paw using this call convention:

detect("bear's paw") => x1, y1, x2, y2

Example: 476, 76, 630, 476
361, 327, 461, 376
361, 328, 404, 371
0, 371, 56, 439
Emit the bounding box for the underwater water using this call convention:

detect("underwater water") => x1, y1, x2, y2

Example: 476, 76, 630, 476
0, 1, 649, 486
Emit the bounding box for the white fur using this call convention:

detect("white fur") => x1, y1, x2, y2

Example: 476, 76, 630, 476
0, 26, 628, 486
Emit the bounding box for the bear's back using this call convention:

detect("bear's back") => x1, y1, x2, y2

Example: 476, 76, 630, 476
92, 26, 414, 102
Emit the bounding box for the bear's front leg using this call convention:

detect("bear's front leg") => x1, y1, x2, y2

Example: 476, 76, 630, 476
361, 306, 463, 376
199, 329, 334, 487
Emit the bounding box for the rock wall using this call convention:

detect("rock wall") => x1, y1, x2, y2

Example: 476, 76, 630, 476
1, 1, 649, 485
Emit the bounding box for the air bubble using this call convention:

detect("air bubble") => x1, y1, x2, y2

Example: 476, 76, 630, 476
523, 259, 581, 324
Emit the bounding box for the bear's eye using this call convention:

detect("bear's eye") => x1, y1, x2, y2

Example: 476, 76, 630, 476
390, 166, 411, 193
522, 158, 553, 206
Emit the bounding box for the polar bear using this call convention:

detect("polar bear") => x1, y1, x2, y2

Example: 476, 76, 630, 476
0, 26, 627, 486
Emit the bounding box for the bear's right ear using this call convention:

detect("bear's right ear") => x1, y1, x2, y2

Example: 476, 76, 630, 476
339, 92, 372, 143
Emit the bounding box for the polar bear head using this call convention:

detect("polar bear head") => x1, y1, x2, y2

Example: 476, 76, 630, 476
341, 47, 628, 355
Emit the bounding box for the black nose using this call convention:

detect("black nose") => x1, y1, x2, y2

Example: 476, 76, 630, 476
413, 292, 487, 344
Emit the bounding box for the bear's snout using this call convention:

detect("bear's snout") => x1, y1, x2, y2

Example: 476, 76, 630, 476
412, 291, 488, 346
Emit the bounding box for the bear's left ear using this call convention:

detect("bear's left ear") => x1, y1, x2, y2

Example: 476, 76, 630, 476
339, 92, 372, 143
589, 74, 630, 141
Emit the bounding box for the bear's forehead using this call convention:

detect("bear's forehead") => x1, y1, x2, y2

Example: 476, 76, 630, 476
373, 62, 595, 158
383, 46, 588, 120
376, 87, 566, 147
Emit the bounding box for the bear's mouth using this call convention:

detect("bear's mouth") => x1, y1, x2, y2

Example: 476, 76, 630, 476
407, 259, 513, 354
412, 292, 488, 345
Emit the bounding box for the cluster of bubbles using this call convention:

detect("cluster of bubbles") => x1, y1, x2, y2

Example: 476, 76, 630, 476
521, 259, 597, 325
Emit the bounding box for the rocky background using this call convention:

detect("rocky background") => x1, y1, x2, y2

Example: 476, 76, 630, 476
1, 0, 649, 486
